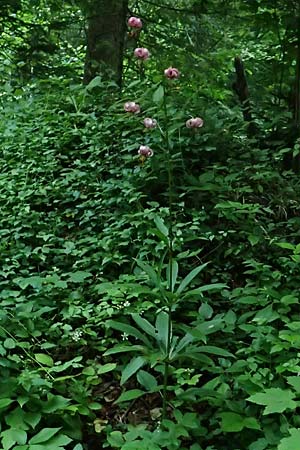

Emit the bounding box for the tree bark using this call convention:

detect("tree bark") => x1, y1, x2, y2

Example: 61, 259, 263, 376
232, 56, 257, 137
83, 0, 128, 86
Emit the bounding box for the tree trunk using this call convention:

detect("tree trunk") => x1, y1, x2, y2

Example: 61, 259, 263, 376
83, 0, 128, 86
232, 56, 257, 137
295, 13, 300, 128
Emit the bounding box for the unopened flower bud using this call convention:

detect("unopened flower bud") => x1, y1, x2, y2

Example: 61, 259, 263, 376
134, 47, 150, 60
186, 117, 204, 128
138, 145, 153, 157
143, 118, 157, 129
128, 17, 142, 29
164, 67, 180, 79
124, 101, 141, 114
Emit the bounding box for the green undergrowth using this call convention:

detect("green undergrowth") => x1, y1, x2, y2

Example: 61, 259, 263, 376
0, 78, 300, 450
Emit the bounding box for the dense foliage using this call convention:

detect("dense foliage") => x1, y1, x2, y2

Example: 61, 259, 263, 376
1, 1, 300, 449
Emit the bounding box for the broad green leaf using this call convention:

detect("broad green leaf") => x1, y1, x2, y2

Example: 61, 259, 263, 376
151, 228, 169, 244
188, 317, 223, 339
5, 408, 28, 430
42, 433, 72, 447
176, 263, 208, 295
155, 311, 170, 353
154, 215, 168, 237
82, 366, 95, 376
247, 388, 297, 414
278, 429, 300, 450
68, 271, 92, 283
46, 356, 82, 373
127, 79, 141, 89
199, 303, 214, 319
41, 395, 70, 413
17, 396, 29, 408
24, 412, 41, 429
73, 445, 83, 450
122, 442, 160, 450
190, 445, 202, 450
26, 446, 45, 450
281, 295, 299, 305
114, 389, 145, 404
224, 310, 236, 325
2, 428, 27, 450
106, 320, 152, 347
179, 412, 199, 429
14, 276, 43, 290
103, 344, 146, 356
0, 398, 14, 409
27, 445, 65, 450
166, 259, 178, 293
287, 376, 300, 393
220, 412, 260, 433
121, 356, 146, 385
131, 314, 156, 338
88, 402, 102, 410
220, 412, 244, 432
243, 417, 260, 430
137, 370, 158, 391
252, 304, 279, 325
12, 446, 28, 450
248, 438, 268, 450
275, 242, 295, 250
29, 428, 61, 444
182, 283, 227, 298
4, 338, 15, 349
86, 76, 102, 90
97, 363, 117, 374
248, 234, 260, 246
152, 84, 164, 103
173, 333, 194, 356
195, 345, 234, 357
136, 260, 160, 288
184, 351, 215, 365
107, 431, 124, 447
34, 354, 54, 367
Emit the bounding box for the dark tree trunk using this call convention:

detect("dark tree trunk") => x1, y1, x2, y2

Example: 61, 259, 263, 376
283, 10, 300, 172
83, 0, 128, 86
295, 14, 300, 128
233, 57, 252, 122
232, 56, 257, 137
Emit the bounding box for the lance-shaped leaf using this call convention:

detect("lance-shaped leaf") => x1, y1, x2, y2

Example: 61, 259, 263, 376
166, 259, 178, 293
121, 356, 146, 385
176, 263, 208, 295
182, 283, 227, 299
153, 84, 164, 103
103, 344, 146, 356
192, 345, 234, 357
131, 314, 156, 339
136, 260, 161, 288
114, 389, 145, 404
155, 311, 170, 354
154, 215, 169, 237
137, 370, 158, 391
172, 333, 194, 357
106, 320, 152, 347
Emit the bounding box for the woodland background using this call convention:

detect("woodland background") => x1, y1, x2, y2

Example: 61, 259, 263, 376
1, 1, 300, 449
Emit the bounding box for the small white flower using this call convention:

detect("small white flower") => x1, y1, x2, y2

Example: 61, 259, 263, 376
72, 330, 83, 342
121, 332, 129, 341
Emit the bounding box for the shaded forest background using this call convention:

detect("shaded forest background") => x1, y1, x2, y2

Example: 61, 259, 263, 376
1, 1, 300, 449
